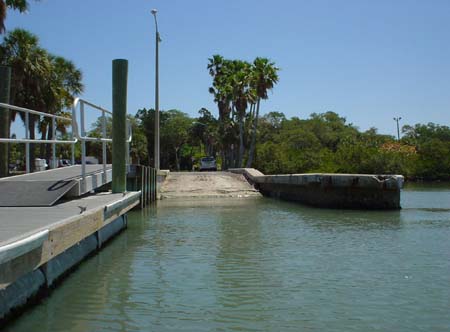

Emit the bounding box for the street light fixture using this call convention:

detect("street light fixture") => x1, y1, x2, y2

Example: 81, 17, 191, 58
151, 9, 161, 170
393, 117, 402, 140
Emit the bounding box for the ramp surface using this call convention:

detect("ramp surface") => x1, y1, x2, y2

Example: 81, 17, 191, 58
0, 165, 111, 207
160, 171, 261, 199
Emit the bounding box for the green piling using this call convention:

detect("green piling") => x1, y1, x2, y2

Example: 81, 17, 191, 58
112, 59, 128, 193
0, 65, 11, 178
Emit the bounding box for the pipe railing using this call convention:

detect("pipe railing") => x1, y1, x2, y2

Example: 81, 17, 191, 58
0, 100, 132, 193
72, 98, 132, 193
0, 102, 76, 172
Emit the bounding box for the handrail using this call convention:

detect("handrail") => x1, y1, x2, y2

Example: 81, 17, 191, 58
0, 102, 77, 172
72, 98, 132, 193
0, 103, 73, 122
72, 98, 132, 143
0, 99, 132, 191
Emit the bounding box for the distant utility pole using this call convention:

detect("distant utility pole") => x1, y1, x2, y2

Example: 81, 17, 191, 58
393, 117, 402, 140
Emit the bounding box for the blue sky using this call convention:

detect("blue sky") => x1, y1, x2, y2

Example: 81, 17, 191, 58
4, 0, 450, 136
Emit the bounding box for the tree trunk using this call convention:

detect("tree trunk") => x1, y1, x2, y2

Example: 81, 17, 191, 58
175, 147, 180, 171
246, 98, 260, 168
221, 150, 227, 171
0, 65, 11, 178
238, 115, 244, 167
29, 115, 36, 172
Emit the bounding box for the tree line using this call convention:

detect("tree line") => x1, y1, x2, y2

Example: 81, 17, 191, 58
131, 106, 450, 181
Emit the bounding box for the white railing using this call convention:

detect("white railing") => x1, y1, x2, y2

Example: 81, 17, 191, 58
72, 98, 132, 192
0, 100, 132, 192
0, 102, 76, 172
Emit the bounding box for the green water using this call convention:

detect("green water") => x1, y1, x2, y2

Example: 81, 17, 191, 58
5, 184, 450, 332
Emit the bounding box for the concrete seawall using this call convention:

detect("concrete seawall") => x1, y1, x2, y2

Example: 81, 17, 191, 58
230, 169, 404, 209
0, 192, 140, 322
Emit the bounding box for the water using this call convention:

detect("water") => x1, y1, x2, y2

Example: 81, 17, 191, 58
5, 184, 450, 332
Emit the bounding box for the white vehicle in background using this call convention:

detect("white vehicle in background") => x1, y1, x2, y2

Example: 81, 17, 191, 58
199, 156, 217, 171
34, 158, 48, 171
85, 156, 99, 164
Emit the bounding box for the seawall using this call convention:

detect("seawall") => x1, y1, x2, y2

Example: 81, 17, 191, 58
229, 169, 404, 209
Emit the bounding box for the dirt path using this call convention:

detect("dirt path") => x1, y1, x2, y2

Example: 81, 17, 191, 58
160, 172, 261, 199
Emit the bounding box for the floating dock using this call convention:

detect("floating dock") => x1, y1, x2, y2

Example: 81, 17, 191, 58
0, 183, 140, 321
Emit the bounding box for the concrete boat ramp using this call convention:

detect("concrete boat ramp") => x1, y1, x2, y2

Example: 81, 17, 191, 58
160, 171, 261, 199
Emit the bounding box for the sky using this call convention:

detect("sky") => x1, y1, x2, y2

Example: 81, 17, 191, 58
4, 0, 450, 136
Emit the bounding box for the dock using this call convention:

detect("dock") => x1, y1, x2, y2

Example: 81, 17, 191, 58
0, 166, 143, 321
0, 165, 112, 206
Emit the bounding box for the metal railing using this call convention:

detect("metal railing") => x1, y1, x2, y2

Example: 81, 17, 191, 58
0, 102, 76, 173
0, 100, 132, 193
72, 98, 132, 193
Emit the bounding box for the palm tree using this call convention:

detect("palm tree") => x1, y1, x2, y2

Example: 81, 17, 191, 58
0, 28, 83, 170
246, 57, 279, 167
0, 28, 51, 170
42, 56, 83, 161
1, 0, 30, 34
229, 60, 252, 167
208, 55, 234, 169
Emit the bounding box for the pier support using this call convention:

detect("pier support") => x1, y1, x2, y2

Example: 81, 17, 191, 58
0, 65, 11, 178
112, 59, 128, 193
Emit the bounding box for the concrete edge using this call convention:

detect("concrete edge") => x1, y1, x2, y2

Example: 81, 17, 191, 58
229, 168, 404, 189
0, 230, 49, 265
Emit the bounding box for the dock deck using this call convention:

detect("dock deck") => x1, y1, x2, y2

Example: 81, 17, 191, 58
0, 192, 132, 247
0, 189, 141, 321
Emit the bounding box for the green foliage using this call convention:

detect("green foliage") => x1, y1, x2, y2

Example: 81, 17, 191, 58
207, 54, 279, 169
87, 114, 148, 166
130, 103, 448, 179
1, 0, 32, 34
136, 108, 195, 170
0, 28, 82, 171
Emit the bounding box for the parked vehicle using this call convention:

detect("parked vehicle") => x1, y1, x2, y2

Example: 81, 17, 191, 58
85, 156, 99, 164
58, 159, 71, 167
34, 158, 48, 171
199, 156, 217, 171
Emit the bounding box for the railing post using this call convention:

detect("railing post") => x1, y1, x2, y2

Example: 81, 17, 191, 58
141, 166, 144, 208
25, 112, 30, 174
0, 65, 11, 178
153, 168, 157, 201
150, 167, 153, 202
52, 117, 56, 169
112, 59, 128, 193
101, 109, 107, 184
71, 141, 75, 166
80, 101, 86, 192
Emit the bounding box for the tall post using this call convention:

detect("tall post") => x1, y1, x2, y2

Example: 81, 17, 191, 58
152, 9, 161, 170
0, 65, 11, 178
394, 117, 402, 140
112, 59, 128, 193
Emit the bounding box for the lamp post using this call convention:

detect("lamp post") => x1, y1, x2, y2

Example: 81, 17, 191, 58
393, 117, 402, 140
151, 9, 161, 170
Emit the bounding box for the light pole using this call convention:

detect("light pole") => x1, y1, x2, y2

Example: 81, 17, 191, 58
151, 9, 161, 170
393, 117, 402, 140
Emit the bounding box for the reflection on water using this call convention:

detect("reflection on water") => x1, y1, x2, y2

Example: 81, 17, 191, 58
6, 185, 450, 332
